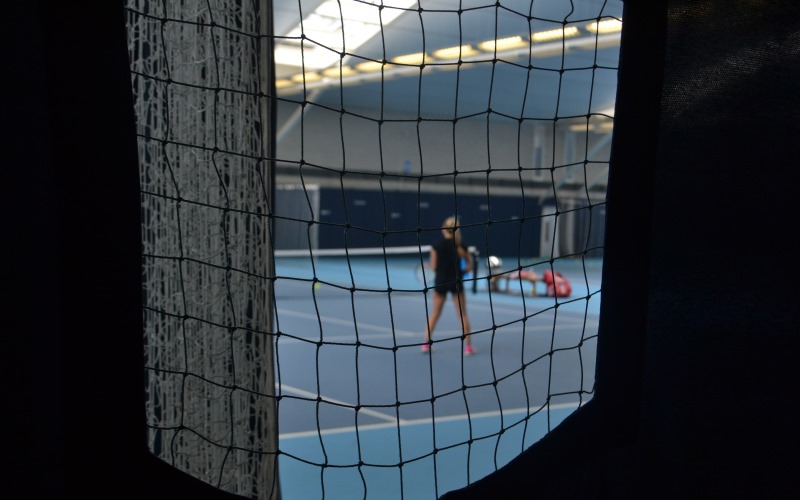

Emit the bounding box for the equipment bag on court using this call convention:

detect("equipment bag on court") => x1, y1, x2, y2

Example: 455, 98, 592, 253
542, 270, 572, 298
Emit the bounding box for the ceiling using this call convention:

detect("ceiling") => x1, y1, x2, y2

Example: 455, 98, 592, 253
272, 0, 624, 121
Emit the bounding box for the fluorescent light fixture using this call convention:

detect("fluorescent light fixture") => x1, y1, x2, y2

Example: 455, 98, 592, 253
568, 121, 614, 132
586, 19, 623, 34
478, 35, 528, 52
531, 26, 580, 43
391, 52, 432, 66
274, 0, 417, 70
321, 66, 358, 78
354, 60, 386, 73
432, 44, 478, 60
290, 71, 322, 83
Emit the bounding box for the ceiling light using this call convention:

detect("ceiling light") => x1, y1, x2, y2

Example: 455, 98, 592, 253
586, 19, 623, 34
290, 71, 322, 83
478, 35, 528, 52
354, 60, 385, 73
274, 0, 417, 70
531, 26, 580, 43
432, 45, 478, 60
321, 66, 358, 78
568, 121, 614, 132
391, 52, 432, 66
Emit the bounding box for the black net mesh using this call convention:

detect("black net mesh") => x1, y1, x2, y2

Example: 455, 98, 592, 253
125, 0, 620, 497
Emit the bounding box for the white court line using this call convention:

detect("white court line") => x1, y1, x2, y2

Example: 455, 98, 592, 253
276, 308, 598, 345
466, 298, 598, 317
279, 401, 588, 440
279, 384, 404, 424
276, 291, 594, 324
276, 309, 419, 339
277, 290, 588, 322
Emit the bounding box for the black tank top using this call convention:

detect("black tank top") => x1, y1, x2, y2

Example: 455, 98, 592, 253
434, 238, 463, 287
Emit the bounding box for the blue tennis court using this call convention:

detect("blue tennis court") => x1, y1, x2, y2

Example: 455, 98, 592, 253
274, 252, 601, 499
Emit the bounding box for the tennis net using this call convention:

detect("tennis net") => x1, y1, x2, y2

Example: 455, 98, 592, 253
273, 245, 480, 300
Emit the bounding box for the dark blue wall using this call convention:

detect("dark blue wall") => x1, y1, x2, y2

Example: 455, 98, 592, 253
317, 187, 544, 258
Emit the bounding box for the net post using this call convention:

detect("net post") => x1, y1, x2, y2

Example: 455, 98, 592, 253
259, 0, 281, 497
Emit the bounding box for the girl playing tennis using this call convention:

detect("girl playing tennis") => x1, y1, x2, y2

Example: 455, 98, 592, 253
421, 216, 474, 355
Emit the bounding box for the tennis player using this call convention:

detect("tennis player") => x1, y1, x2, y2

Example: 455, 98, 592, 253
422, 216, 474, 355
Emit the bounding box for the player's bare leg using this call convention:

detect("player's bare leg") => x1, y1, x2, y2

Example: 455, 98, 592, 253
423, 290, 446, 351
452, 291, 473, 353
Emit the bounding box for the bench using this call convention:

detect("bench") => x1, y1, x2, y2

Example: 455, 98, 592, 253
489, 270, 540, 296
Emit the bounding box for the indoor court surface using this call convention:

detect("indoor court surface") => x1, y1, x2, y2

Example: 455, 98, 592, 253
274, 254, 601, 498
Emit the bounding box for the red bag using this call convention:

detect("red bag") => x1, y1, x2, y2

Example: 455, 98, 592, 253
542, 270, 572, 298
